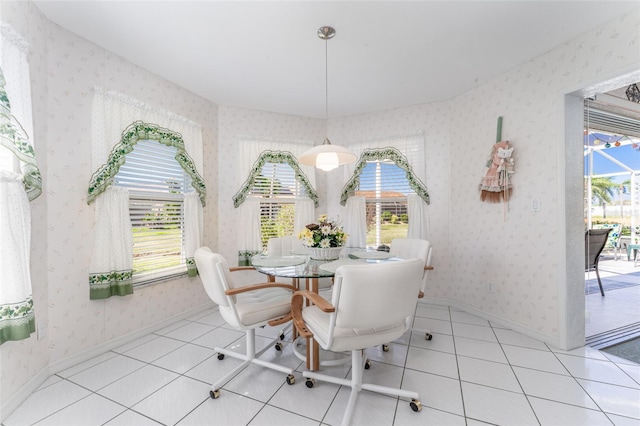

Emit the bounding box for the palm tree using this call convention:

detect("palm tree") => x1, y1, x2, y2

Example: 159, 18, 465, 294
616, 178, 630, 218
590, 177, 616, 218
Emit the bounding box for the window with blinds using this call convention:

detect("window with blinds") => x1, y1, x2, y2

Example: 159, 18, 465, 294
114, 139, 191, 284
356, 160, 413, 247
250, 161, 306, 249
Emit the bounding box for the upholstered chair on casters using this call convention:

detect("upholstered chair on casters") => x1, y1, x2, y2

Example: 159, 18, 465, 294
194, 247, 297, 399
292, 258, 425, 426
388, 238, 434, 346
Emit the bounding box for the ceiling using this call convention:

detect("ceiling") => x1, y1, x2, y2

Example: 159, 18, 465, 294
33, 1, 640, 119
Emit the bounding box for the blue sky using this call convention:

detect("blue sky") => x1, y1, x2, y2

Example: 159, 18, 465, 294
584, 133, 640, 182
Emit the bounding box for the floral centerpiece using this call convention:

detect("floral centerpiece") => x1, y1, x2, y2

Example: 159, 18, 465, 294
298, 214, 348, 260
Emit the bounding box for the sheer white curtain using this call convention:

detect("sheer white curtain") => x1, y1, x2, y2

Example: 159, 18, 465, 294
237, 137, 315, 189
89, 88, 205, 298
294, 198, 315, 234
0, 24, 41, 345
88, 186, 133, 299
343, 196, 367, 248
184, 192, 203, 277
407, 194, 429, 239
236, 137, 316, 262
237, 198, 263, 265
91, 87, 204, 174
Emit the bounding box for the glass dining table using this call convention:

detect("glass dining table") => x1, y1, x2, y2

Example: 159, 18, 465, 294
251, 248, 399, 370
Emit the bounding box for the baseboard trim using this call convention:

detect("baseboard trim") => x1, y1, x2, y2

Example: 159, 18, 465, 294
1, 303, 214, 423
49, 303, 214, 375
420, 297, 564, 350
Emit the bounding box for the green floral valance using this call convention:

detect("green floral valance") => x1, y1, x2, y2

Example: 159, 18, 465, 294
0, 67, 42, 201
87, 121, 206, 206
340, 147, 430, 206
232, 150, 318, 208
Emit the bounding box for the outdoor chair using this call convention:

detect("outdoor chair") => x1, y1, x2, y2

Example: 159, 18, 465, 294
585, 228, 613, 296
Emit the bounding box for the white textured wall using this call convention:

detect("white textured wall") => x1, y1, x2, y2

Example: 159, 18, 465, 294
0, 1, 218, 415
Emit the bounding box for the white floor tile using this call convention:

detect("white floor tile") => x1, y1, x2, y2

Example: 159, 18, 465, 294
513, 366, 599, 409
66, 355, 146, 391
400, 369, 464, 416
454, 336, 508, 363
461, 382, 539, 425
578, 378, 640, 419
104, 410, 162, 425
556, 353, 640, 388
162, 321, 216, 342
151, 342, 216, 374
97, 365, 179, 406
450, 310, 490, 327
7, 303, 640, 426
405, 346, 459, 379
457, 356, 522, 392
502, 344, 569, 375
4, 380, 91, 426
132, 376, 210, 425
33, 393, 125, 426
451, 322, 497, 343
248, 404, 319, 426
176, 392, 264, 426
528, 396, 614, 426
123, 335, 185, 363
323, 386, 398, 426
493, 328, 550, 350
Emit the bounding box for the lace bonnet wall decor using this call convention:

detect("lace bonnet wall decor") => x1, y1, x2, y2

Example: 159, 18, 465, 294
479, 117, 515, 214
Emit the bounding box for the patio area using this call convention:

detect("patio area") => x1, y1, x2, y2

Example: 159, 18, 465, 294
585, 253, 640, 349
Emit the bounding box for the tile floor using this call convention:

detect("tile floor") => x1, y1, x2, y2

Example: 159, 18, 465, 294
4, 302, 640, 426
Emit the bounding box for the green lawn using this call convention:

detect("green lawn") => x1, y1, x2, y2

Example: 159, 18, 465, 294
366, 223, 408, 246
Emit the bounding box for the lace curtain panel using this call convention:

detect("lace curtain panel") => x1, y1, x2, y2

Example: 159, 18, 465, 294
0, 172, 35, 344
343, 196, 367, 248
0, 24, 41, 345
184, 192, 203, 277
235, 139, 317, 263
407, 194, 429, 239
88, 186, 134, 299
88, 89, 206, 298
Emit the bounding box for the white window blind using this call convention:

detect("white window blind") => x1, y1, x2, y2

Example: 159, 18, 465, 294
250, 162, 306, 249
115, 139, 191, 283
356, 161, 413, 246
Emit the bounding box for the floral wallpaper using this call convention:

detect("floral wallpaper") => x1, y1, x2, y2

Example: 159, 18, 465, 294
1, 0, 640, 419
1, 1, 218, 415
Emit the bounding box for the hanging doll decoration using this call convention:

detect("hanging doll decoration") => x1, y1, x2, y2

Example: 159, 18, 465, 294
479, 117, 515, 207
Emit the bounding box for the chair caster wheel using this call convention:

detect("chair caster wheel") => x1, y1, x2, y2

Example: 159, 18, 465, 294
364, 359, 371, 370
217, 353, 225, 360
425, 333, 433, 341
382, 344, 389, 352
305, 378, 315, 388
286, 374, 295, 385
410, 399, 422, 412
210, 389, 221, 399
279, 332, 285, 340
275, 342, 283, 351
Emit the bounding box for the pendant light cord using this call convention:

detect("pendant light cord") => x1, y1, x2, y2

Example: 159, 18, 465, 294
325, 36, 329, 121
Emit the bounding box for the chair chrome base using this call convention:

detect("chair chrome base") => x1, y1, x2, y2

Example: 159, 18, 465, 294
302, 348, 422, 426
210, 324, 295, 397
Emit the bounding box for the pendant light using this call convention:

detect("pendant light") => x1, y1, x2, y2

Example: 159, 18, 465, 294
298, 26, 357, 172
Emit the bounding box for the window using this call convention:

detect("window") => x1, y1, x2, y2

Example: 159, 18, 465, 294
356, 160, 413, 247
114, 139, 192, 284
250, 161, 307, 249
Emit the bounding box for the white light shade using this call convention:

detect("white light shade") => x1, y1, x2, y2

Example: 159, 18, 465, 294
316, 152, 339, 171
298, 139, 357, 171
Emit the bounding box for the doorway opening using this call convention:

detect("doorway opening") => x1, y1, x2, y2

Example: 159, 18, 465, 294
583, 82, 640, 350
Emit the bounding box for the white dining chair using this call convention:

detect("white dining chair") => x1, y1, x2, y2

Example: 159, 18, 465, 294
291, 259, 426, 426
194, 247, 297, 399
389, 238, 434, 344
